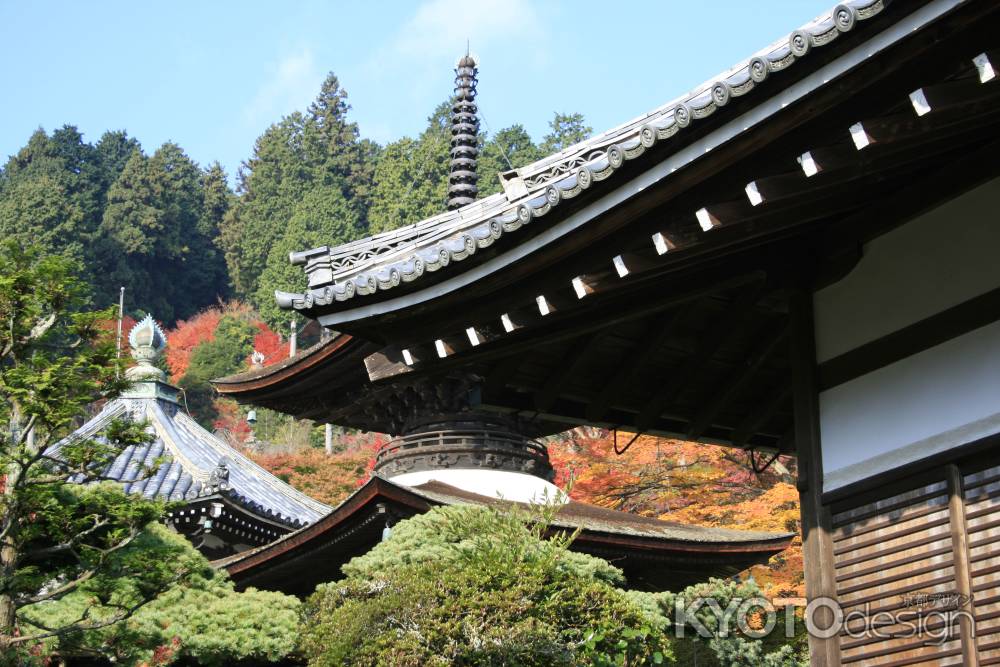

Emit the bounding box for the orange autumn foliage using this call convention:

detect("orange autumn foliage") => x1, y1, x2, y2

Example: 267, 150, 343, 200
547, 428, 804, 597
251, 433, 385, 506
164, 301, 287, 382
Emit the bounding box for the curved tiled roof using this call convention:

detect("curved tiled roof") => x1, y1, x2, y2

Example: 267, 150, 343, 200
216, 475, 794, 578
277, 0, 885, 314
58, 387, 330, 527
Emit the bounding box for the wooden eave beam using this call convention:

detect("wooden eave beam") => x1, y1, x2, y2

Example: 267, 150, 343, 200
636, 282, 768, 433
368, 271, 766, 385
533, 331, 606, 413
686, 320, 788, 441
329, 8, 999, 343
730, 385, 793, 450
480, 387, 786, 450
585, 308, 687, 422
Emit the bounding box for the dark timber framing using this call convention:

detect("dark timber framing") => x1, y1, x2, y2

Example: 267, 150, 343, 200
213, 4, 1000, 663
790, 288, 840, 666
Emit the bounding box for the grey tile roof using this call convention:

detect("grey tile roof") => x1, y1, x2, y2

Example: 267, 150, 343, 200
406, 480, 793, 544
58, 390, 330, 527
276, 0, 886, 314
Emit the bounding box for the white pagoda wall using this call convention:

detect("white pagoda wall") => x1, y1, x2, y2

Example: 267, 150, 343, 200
813, 176, 1000, 492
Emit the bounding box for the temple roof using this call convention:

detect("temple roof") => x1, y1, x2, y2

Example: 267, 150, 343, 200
407, 480, 789, 544
218, 475, 794, 594
276, 0, 887, 321
55, 315, 330, 528
214, 0, 999, 450
60, 390, 330, 527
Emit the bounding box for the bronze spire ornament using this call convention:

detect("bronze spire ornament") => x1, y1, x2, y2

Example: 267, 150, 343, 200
447, 51, 479, 210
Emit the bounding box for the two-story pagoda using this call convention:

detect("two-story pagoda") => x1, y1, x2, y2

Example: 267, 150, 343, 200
219, 0, 1000, 663
213, 53, 795, 594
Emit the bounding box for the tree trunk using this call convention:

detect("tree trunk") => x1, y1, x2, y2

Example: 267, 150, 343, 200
1, 404, 25, 651
0, 479, 22, 652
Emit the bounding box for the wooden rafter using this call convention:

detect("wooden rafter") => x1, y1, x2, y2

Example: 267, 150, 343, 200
364, 271, 766, 384
636, 282, 767, 432
585, 308, 686, 422
730, 384, 792, 449
533, 331, 605, 413
687, 320, 788, 441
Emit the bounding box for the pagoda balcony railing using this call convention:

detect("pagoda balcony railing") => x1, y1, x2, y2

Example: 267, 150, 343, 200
373, 425, 554, 481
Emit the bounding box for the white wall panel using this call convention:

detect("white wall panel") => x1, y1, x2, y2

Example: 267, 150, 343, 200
821, 320, 1000, 492
814, 177, 1000, 363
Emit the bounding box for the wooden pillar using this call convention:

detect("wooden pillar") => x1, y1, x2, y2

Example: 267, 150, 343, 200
789, 288, 841, 666
946, 463, 979, 665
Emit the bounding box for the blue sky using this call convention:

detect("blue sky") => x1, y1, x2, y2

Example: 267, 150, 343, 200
1, 0, 833, 183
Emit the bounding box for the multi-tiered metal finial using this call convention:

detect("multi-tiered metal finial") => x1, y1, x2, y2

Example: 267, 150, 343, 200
126, 314, 168, 382
447, 52, 479, 210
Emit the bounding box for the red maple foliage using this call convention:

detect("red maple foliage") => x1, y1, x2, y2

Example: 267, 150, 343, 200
250, 323, 285, 367
164, 309, 222, 381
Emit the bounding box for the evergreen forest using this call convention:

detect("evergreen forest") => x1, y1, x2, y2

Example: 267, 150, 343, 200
0, 73, 591, 328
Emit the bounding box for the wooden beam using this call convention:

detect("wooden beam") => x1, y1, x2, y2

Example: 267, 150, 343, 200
687, 321, 788, 441
789, 288, 840, 667
533, 332, 605, 413
571, 274, 599, 298
973, 51, 998, 83
611, 251, 658, 278
651, 231, 679, 255
636, 282, 766, 432
482, 387, 786, 451
364, 346, 411, 382
744, 172, 806, 206
585, 308, 686, 423
694, 201, 750, 231
909, 73, 998, 116
945, 463, 979, 666
483, 355, 524, 396
796, 144, 855, 177
730, 383, 791, 449
369, 271, 766, 384
500, 307, 536, 333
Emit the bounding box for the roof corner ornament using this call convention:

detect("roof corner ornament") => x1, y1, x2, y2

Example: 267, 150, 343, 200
125, 314, 168, 382
448, 51, 479, 210
209, 459, 231, 492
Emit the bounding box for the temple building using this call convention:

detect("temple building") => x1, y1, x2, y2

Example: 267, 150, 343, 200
214, 348, 793, 595
56, 315, 330, 559
214, 52, 795, 597
217, 0, 1000, 663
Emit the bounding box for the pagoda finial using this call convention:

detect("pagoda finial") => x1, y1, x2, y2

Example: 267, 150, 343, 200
448, 50, 479, 210
126, 314, 167, 382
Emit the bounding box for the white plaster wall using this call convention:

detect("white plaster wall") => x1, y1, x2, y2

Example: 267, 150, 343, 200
813, 177, 1000, 363
821, 320, 1000, 492
388, 468, 567, 505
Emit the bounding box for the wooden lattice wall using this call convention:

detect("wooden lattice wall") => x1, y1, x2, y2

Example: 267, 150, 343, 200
829, 459, 1000, 666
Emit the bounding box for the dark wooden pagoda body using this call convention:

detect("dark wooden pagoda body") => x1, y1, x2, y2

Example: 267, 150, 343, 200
217, 1, 1000, 663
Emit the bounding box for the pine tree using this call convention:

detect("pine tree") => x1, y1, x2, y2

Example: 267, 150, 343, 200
226, 73, 374, 317
221, 113, 311, 298
99, 143, 224, 322
254, 185, 361, 328
478, 124, 544, 197
368, 101, 451, 235
0, 127, 103, 271
541, 112, 592, 153
303, 73, 376, 224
